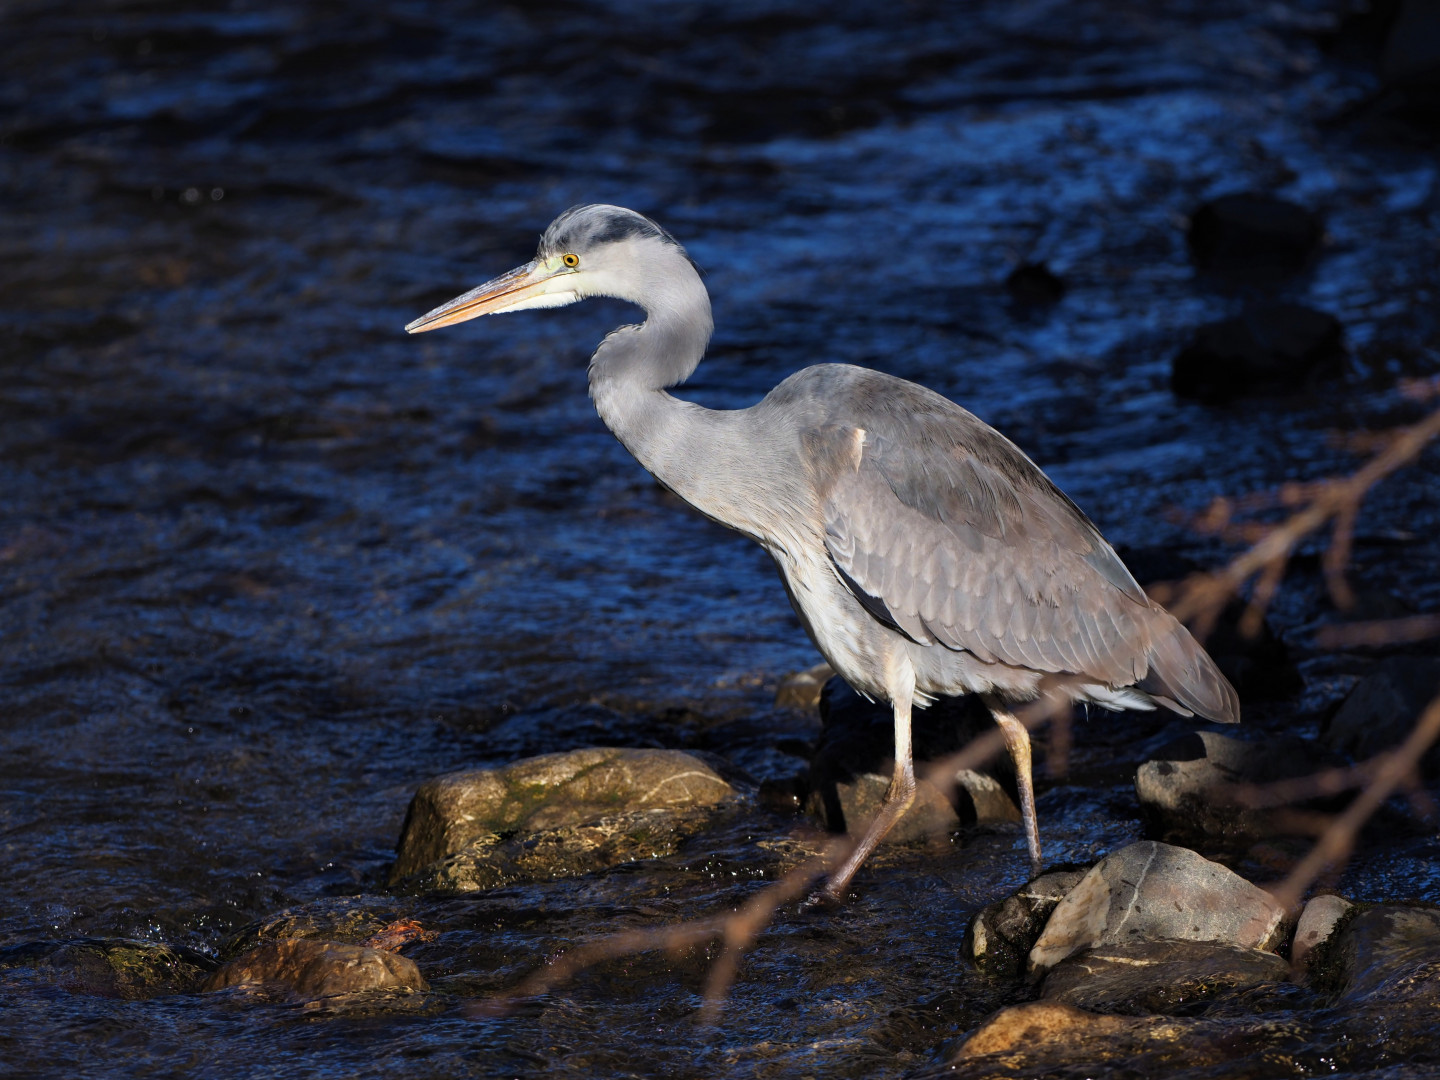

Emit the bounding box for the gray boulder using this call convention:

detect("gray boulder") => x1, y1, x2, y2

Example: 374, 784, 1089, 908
1135, 731, 1339, 841
391, 747, 736, 884
1040, 940, 1288, 1014
1029, 841, 1287, 975
1322, 657, 1440, 777
202, 939, 428, 999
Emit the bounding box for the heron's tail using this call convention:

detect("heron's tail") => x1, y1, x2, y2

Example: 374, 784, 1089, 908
1138, 607, 1241, 724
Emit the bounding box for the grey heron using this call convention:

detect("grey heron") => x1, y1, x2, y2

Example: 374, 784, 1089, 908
406, 204, 1240, 899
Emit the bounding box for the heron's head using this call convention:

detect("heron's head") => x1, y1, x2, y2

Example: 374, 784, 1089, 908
405, 204, 701, 334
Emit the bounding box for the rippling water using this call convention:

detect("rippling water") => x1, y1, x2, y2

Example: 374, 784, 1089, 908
2, 1, 1438, 1076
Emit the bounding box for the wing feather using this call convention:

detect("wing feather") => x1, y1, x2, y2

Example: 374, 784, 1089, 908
808, 404, 1153, 687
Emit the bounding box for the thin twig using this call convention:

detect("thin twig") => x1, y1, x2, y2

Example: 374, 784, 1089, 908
1315, 613, 1440, 649
1168, 405, 1440, 635
1269, 690, 1440, 912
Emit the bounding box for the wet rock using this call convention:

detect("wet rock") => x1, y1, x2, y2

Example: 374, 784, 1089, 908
1041, 940, 1289, 1014
952, 768, 1023, 824
202, 939, 428, 999
804, 678, 1018, 838
391, 747, 736, 882
0, 938, 217, 998
1005, 261, 1065, 306
1325, 904, 1440, 1003
1029, 841, 1287, 975
1322, 657, 1440, 776
774, 662, 834, 709
807, 770, 958, 842
222, 896, 412, 959
1135, 731, 1340, 842
806, 765, 1020, 840
1171, 304, 1346, 404
1292, 894, 1353, 968
362, 920, 440, 953
1186, 193, 1323, 280
407, 803, 725, 892
964, 868, 1088, 979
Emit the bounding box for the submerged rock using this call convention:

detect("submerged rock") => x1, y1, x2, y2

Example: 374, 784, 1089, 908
1135, 731, 1339, 842
1171, 304, 1345, 404
1040, 940, 1289, 1014
964, 868, 1088, 979
1291, 894, 1353, 969
391, 747, 736, 883
0, 938, 216, 998
1322, 657, 1440, 777
222, 896, 414, 959
1029, 841, 1287, 975
1324, 905, 1440, 1003
202, 939, 428, 999
1186, 193, 1323, 280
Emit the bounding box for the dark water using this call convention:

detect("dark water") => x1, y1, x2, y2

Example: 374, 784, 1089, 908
2, 1, 1439, 1076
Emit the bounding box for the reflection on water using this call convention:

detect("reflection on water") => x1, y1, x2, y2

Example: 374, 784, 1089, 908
1, 0, 1437, 1076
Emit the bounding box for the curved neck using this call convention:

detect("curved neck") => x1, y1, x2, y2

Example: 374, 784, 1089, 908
587, 259, 714, 490
587, 274, 784, 541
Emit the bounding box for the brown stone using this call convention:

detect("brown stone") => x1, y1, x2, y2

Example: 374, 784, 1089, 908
202, 939, 428, 998
956, 1001, 1152, 1057
805, 771, 959, 842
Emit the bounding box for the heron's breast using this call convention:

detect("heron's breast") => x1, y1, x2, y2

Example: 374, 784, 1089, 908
768, 539, 894, 700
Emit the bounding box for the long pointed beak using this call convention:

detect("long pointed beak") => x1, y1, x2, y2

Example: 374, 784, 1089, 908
405, 262, 571, 334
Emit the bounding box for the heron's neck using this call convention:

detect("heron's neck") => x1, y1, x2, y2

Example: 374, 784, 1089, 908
588, 303, 712, 478
586, 288, 771, 534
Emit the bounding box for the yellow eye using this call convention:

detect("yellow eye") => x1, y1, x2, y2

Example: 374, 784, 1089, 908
562, 253, 580, 268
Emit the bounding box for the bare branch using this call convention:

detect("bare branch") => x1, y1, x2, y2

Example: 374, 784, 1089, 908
1167, 404, 1440, 634
1315, 613, 1440, 649
1268, 690, 1440, 912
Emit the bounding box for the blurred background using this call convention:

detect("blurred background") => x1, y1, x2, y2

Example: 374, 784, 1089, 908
1, 0, 1438, 1075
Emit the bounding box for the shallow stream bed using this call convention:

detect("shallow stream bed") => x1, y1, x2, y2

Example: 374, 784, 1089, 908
2, 1, 1438, 1076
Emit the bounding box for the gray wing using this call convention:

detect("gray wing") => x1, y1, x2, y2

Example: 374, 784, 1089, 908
804, 392, 1156, 690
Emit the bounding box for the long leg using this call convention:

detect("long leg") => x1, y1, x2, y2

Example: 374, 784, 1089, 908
822, 679, 915, 902
987, 703, 1042, 874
